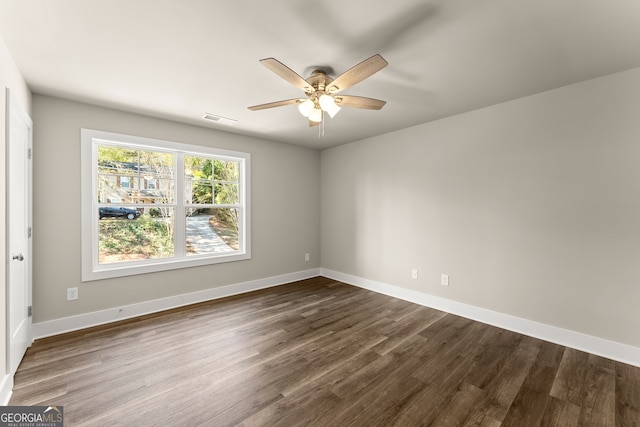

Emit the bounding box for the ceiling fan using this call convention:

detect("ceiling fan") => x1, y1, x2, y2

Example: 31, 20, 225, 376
248, 54, 388, 127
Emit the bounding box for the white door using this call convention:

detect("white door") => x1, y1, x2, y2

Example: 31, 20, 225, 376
6, 88, 33, 375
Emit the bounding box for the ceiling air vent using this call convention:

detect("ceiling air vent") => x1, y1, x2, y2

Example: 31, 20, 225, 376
202, 113, 237, 126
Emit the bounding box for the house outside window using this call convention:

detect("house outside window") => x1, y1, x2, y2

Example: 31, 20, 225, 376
81, 129, 251, 281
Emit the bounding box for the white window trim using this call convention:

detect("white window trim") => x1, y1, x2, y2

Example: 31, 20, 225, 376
81, 128, 251, 281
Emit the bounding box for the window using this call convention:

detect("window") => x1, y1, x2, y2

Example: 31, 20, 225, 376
81, 129, 251, 281
120, 176, 131, 189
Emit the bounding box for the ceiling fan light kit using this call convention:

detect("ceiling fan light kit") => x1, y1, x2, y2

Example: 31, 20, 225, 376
297, 99, 314, 117
298, 93, 341, 123
326, 103, 341, 118
248, 54, 388, 130
318, 94, 334, 110
308, 107, 323, 123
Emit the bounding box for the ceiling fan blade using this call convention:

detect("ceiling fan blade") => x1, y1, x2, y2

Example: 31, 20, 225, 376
248, 98, 302, 111
259, 58, 315, 93
335, 95, 386, 110
327, 54, 388, 94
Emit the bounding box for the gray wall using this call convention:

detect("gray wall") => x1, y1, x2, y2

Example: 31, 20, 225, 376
32, 95, 320, 322
321, 66, 640, 348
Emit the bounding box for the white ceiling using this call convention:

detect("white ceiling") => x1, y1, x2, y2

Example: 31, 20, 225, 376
2, 0, 640, 149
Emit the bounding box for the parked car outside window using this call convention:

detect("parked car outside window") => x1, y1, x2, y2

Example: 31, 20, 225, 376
99, 206, 141, 220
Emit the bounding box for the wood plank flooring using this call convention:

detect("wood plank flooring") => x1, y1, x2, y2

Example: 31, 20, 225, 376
10, 277, 640, 426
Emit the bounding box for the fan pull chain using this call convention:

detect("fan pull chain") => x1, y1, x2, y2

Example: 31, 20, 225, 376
319, 111, 325, 138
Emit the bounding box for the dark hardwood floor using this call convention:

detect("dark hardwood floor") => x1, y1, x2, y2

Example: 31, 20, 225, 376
10, 277, 640, 426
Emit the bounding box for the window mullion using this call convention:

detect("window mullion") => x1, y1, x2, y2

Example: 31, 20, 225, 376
174, 152, 186, 258
92, 141, 100, 270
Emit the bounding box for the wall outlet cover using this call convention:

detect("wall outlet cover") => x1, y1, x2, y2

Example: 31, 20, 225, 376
67, 287, 79, 301
441, 274, 449, 286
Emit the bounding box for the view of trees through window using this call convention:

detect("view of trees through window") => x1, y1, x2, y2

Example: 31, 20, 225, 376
97, 144, 240, 264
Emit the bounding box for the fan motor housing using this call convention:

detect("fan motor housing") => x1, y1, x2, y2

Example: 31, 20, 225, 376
306, 69, 334, 93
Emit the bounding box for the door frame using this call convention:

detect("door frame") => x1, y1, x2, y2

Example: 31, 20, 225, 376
5, 87, 33, 377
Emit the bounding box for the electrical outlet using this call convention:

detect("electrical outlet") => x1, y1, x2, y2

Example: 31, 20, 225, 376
67, 287, 79, 301
411, 269, 418, 279
305, 253, 310, 262
441, 274, 449, 286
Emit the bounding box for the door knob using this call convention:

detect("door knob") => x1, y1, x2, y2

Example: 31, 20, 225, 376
12, 253, 24, 261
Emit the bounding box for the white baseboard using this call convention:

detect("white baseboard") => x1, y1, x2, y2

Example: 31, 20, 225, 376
31, 267, 640, 368
0, 374, 13, 406
33, 268, 321, 339
321, 268, 640, 368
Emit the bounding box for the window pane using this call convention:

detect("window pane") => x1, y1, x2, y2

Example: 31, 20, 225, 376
98, 146, 136, 204
214, 159, 239, 182
186, 208, 239, 255
214, 183, 239, 204
97, 145, 175, 204
140, 178, 174, 205
138, 150, 175, 203
189, 178, 212, 204
99, 210, 175, 264
185, 156, 213, 204
97, 146, 138, 174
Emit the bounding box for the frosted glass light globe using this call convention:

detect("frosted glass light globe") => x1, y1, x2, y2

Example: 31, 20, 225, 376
319, 94, 335, 111
298, 99, 314, 117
